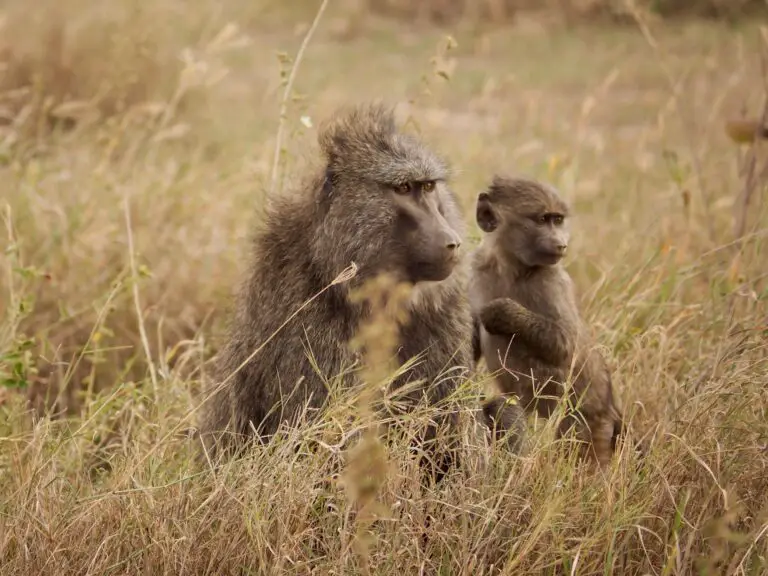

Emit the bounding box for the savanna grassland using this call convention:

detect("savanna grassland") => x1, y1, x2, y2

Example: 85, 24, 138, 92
1, 1, 768, 574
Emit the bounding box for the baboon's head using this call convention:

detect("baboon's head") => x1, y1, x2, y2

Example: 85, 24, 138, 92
476, 176, 570, 268
312, 103, 464, 284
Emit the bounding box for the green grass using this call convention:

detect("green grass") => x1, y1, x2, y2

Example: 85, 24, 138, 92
1, 1, 767, 574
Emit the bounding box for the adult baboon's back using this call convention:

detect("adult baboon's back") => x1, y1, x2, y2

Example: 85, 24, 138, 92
199, 103, 472, 457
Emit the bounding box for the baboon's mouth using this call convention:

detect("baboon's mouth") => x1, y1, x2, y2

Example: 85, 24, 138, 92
407, 257, 457, 283
537, 251, 565, 265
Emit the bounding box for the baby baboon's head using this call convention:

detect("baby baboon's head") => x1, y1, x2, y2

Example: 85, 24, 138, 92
312, 103, 464, 284
476, 176, 570, 268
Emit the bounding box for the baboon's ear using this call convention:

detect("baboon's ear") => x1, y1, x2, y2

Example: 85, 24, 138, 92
476, 192, 499, 233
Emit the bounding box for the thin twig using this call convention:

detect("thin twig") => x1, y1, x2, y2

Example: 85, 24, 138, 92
2, 204, 17, 337
733, 40, 768, 245
269, 0, 331, 197
124, 197, 159, 397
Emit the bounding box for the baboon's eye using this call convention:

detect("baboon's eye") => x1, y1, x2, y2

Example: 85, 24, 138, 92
421, 180, 435, 193
393, 182, 412, 195
552, 215, 564, 226
536, 215, 548, 225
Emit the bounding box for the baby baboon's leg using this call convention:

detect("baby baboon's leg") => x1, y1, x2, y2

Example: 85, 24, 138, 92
556, 410, 617, 468
482, 396, 526, 454
586, 414, 617, 468
555, 410, 590, 458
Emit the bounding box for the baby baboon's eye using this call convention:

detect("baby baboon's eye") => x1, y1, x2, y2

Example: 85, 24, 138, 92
421, 180, 435, 193
394, 182, 412, 195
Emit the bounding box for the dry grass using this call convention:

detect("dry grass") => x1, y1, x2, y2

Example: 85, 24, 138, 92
1, 0, 768, 574
362, 0, 766, 24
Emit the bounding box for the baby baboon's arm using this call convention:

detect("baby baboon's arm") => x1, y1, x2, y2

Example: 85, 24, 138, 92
479, 297, 575, 366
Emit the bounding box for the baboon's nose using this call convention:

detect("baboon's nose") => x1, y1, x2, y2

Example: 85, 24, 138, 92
556, 244, 568, 254
444, 231, 462, 252
437, 219, 461, 253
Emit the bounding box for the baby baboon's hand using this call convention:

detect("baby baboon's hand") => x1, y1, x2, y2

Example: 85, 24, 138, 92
479, 297, 525, 336
481, 298, 573, 365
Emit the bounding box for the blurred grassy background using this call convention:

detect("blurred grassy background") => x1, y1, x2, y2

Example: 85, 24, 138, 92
1, 0, 767, 573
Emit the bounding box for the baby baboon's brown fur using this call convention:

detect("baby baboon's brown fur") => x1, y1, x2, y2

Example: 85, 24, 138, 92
480, 394, 527, 453
470, 175, 624, 467
199, 103, 471, 478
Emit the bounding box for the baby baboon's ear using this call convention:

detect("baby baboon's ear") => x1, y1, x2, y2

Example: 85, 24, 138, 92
476, 192, 499, 233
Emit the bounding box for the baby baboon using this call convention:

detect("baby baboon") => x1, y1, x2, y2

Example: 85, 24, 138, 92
199, 103, 471, 478
469, 175, 624, 467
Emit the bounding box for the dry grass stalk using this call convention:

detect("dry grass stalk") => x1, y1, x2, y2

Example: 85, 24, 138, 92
343, 273, 412, 572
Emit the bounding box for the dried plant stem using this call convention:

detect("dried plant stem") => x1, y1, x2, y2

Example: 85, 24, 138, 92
2, 204, 18, 335
124, 197, 159, 397
269, 0, 331, 197
733, 48, 768, 246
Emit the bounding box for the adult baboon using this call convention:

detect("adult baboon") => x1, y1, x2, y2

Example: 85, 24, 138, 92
199, 103, 472, 478
470, 175, 624, 467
